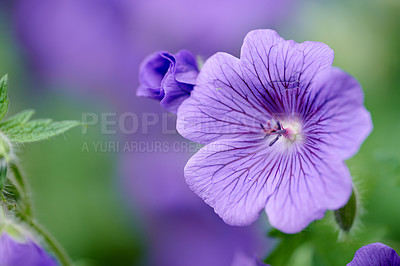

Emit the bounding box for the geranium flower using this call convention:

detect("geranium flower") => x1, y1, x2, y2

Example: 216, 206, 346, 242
177, 29, 372, 233
137, 50, 199, 113
347, 243, 400, 265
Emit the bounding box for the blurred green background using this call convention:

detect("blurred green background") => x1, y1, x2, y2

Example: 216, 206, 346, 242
1, 0, 400, 265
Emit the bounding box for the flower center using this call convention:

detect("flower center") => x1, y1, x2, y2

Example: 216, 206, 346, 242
281, 120, 303, 142
260, 119, 303, 146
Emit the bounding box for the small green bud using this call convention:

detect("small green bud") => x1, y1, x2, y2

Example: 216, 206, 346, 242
334, 188, 357, 232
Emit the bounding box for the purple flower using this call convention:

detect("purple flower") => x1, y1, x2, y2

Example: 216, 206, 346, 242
177, 29, 372, 233
137, 50, 199, 113
347, 243, 400, 266
0, 228, 58, 266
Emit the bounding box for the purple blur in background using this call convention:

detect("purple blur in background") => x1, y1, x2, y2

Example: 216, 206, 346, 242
13, 0, 296, 105
231, 251, 269, 266
146, 209, 269, 266
347, 243, 400, 266
12, 0, 296, 264
0, 232, 58, 266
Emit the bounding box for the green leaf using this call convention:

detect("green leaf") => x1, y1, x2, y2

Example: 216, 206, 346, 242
3, 119, 82, 143
0, 74, 9, 122
0, 109, 35, 131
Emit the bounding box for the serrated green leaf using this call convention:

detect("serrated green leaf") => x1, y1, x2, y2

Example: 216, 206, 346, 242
0, 109, 35, 131
0, 74, 9, 121
5, 120, 82, 143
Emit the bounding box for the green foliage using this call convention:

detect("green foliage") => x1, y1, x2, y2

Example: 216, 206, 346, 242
0, 116, 81, 143
0, 75, 81, 144
266, 229, 310, 266
0, 109, 35, 130
0, 75, 81, 264
0, 74, 9, 121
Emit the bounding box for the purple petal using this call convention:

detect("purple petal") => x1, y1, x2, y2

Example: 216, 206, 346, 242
173, 49, 199, 85
347, 243, 400, 266
241, 29, 334, 93
137, 51, 170, 100
177, 52, 270, 144
303, 68, 373, 160
264, 149, 352, 233
0, 233, 58, 266
160, 67, 193, 113
160, 51, 196, 113
185, 138, 277, 226
185, 136, 352, 233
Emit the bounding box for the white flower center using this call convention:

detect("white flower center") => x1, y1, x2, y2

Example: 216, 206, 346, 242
281, 119, 303, 143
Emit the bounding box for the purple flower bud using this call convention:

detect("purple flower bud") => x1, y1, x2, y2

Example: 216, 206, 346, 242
137, 50, 199, 113
0, 222, 58, 266
347, 243, 400, 266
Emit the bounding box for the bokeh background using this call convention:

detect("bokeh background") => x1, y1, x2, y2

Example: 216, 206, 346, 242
0, 0, 399, 265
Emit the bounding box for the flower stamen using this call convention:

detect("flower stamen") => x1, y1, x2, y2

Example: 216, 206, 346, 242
260, 121, 287, 146
261, 119, 304, 147
269, 135, 280, 146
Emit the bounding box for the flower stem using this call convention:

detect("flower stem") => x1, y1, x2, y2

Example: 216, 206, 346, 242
9, 162, 73, 266
9, 162, 33, 217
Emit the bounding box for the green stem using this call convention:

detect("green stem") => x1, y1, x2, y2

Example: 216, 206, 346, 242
9, 162, 33, 217
0, 160, 7, 191
8, 162, 73, 266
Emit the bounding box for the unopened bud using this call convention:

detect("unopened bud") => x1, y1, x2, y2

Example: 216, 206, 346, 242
334, 188, 357, 232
